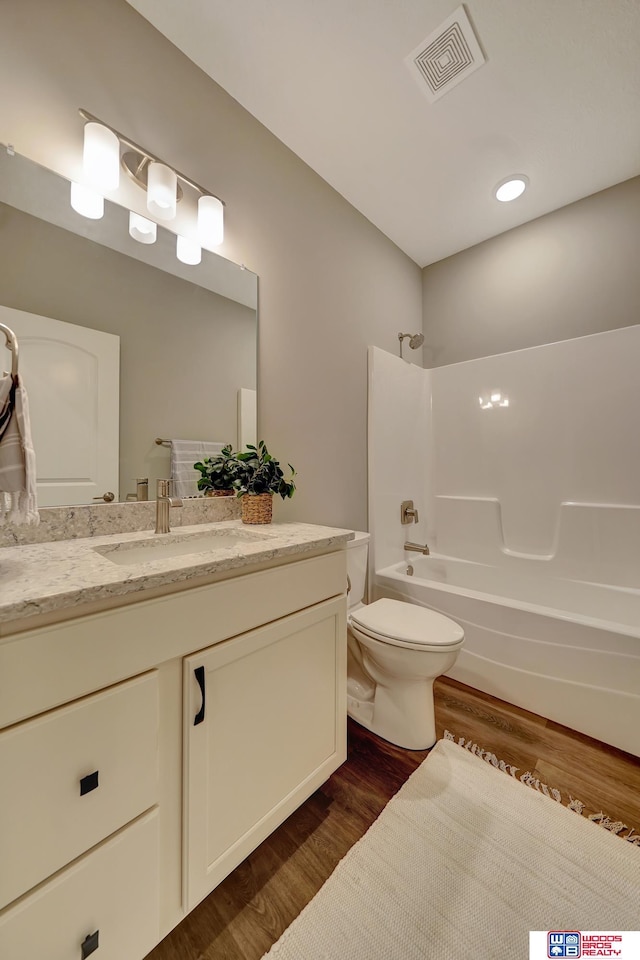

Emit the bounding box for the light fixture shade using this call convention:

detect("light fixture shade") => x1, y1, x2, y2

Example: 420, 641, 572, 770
495, 176, 528, 202
70, 181, 104, 220
83, 122, 120, 191
197, 195, 224, 248
129, 211, 157, 244
147, 161, 177, 220
176, 235, 201, 265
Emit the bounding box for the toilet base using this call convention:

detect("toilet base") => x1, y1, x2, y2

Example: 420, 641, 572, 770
347, 693, 374, 728
346, 616, 461, 751
347, 681, 437, 751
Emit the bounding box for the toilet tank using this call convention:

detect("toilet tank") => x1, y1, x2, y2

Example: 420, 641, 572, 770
346, 531, 370, 608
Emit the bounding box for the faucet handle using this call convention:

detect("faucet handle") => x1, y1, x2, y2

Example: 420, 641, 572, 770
156, 478, 172, 498
400, 500, 419, 524
136, 478, 149, 502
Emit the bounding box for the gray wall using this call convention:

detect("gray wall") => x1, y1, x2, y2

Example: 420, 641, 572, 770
422, 176, 640, 367
0, 0, 422, 530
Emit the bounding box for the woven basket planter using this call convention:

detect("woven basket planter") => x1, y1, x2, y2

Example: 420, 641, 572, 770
204, 489, 234, 497
241, 493, 273, 524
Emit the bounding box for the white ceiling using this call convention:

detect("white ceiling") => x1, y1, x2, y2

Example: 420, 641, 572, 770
126, 0, 640, 267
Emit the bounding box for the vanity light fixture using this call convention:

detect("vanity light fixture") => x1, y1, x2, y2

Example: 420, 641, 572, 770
128, 211, 157, 244
197, 195, 224, 248
83, 121, 120, 191
72, 108, 225, 262
70, 181, 104, 219
494, 176, 528, 202
146, 161, 178, 221
176, 235, 202, 266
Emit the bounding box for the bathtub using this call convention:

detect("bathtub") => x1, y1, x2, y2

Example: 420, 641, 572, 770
374, 555, 640, 757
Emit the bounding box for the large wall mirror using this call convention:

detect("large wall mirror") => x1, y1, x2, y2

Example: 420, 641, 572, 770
0, 150, 258, 507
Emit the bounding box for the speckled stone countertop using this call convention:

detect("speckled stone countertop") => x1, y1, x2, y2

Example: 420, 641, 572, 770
0, 520, 354, 630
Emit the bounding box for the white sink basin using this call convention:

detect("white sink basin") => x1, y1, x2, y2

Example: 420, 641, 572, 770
94, 529, 271, 566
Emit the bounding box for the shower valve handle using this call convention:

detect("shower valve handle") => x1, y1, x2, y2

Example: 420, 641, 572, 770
401, 500, 419, 524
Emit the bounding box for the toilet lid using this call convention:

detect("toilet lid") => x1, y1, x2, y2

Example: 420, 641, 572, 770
350, 598, 464, 647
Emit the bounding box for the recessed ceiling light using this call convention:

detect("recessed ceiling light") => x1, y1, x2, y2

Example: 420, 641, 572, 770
494, 176, 528, 202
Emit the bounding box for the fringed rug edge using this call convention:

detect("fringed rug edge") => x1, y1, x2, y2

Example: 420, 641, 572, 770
443, 729, 640, 846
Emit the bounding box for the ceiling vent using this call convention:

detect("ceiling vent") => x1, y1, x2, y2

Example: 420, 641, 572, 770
405, 5, 486, 104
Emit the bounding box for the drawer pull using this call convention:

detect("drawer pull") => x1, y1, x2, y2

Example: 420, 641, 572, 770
79, 770, 99, 796
81, 930, 99, 958
194, 666, 206, 726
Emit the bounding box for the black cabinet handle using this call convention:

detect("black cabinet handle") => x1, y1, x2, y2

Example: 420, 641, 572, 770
194, 666, 206, 725
81, 930, 99, 958
80, 771, 99, 796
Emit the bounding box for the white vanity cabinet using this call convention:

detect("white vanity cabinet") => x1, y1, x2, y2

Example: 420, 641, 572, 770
183, 596, 346, 910
0, 535, 349, 960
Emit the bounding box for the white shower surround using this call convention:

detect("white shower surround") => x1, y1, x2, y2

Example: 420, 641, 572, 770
367, 332, 640, 756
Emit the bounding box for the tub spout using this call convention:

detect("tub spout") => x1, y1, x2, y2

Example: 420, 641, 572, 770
404, 541, 430, 555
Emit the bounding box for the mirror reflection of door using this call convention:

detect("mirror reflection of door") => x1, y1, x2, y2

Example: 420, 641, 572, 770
0, 305, 119, 507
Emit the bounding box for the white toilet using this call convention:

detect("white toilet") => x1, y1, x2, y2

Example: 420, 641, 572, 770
346, 531, 464, 750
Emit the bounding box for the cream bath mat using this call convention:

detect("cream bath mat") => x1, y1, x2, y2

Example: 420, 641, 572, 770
263, 738, 639, 959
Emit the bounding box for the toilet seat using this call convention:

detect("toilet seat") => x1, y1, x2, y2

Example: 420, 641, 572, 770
349, 598, 463, 651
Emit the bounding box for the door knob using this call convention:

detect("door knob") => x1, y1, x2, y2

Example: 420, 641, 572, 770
93, 492, 115, 502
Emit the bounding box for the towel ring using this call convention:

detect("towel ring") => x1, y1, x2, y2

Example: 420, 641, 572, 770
0, 323, 19, 378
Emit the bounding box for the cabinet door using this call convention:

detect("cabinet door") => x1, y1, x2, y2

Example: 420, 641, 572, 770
183, 597, 346, 911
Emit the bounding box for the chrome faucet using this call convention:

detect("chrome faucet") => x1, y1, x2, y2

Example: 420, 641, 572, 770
404, 541, 430, 555
155, 479, 183, 534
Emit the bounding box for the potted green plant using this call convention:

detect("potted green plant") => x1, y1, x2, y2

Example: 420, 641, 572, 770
194, 444, 239, 497
233, 440, 296, 524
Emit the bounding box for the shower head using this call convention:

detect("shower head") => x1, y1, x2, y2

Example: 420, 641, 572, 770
398, 332, 424, 358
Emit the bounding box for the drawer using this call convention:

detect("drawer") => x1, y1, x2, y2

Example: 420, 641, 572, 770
0, 808, 159, 960
0, 671, 158, 907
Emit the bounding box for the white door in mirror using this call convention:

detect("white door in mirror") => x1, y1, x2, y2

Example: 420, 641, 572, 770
0, 305, 119, 506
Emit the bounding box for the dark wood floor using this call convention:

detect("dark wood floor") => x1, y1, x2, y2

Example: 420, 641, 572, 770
146, 678, 640, 960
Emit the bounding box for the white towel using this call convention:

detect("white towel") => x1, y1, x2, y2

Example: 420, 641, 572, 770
169, 439, 224, 499
0, 372, 39, 525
